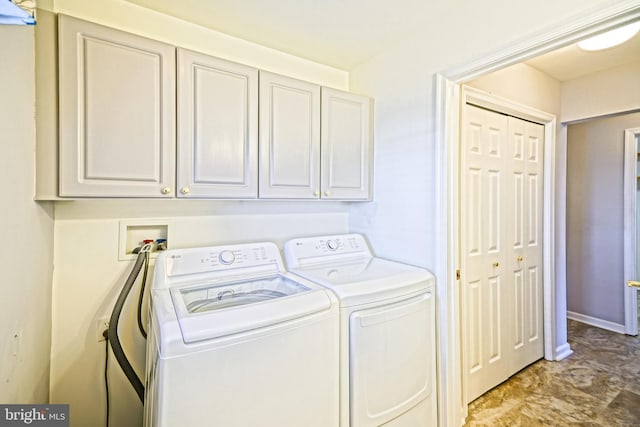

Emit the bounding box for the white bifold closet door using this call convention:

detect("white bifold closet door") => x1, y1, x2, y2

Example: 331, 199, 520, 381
461, 104, 544, 403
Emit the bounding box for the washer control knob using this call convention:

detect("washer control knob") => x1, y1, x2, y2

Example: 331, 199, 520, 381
326, 239, 339, 250
218, 250, 236, 265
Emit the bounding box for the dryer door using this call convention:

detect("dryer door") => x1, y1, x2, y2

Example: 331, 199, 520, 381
349, 291, 434, 426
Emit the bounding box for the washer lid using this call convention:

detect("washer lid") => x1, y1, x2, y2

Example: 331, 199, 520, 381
170, 274, 332, 343
290, 257, 433, 307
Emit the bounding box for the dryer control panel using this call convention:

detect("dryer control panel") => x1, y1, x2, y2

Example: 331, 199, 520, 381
284, 234, 372, 267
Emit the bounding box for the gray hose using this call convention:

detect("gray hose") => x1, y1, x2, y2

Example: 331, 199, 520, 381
108, 251, 146, 402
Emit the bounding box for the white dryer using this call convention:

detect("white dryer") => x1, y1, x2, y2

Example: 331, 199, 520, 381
144, 242, 339, 427
284, 234, 437, 427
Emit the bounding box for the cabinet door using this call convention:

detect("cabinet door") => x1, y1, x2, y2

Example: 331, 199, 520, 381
177, 49, 258, 198
58, 15, 176, 197
259, 71, 320, 199
321, 88, 372, 200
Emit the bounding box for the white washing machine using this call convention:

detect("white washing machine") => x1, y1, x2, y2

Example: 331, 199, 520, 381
144, 242, 339, 427
284, 234, 437, 427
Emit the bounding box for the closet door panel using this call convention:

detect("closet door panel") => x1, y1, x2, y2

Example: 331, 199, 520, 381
461, 105, 510, 402
507, 116, 544, 373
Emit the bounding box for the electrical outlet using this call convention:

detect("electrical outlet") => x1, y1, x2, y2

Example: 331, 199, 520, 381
96, 317, 110, 342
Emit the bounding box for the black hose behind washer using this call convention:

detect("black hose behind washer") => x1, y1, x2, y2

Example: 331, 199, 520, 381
136, 253, 149, 339
108, 251, 146, 402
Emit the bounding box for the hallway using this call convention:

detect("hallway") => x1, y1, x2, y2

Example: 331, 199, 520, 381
464, 320, 640, 426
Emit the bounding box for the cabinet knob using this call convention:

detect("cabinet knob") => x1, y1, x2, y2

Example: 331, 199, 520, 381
314, 190, 320, 197
324, 191, 331, 197
161, 187, 171, 195
517, 256, 523, 262
492, 262, 500, 268
181, 187, 190, 195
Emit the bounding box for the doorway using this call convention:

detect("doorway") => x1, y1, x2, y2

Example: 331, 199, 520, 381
434, 5, 640, 427
624, 127, 640, 335
567, 115, 640, 335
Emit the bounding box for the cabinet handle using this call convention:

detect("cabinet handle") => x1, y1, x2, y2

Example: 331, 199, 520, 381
181, 187, 190, 195
161, 187, 171, 195
492, 262, 499, 268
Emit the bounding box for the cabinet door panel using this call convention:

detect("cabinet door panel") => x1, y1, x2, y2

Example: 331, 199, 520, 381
321, 88, 371, 200
177, 49, 258, 198
259, 71, 320, 199
58, 15, 175, 197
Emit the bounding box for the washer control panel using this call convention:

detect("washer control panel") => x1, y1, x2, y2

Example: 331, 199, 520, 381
162, 242, 280, 278
218, 250, 236, 265
284, 234, 371, 266
326, 239, 339, 251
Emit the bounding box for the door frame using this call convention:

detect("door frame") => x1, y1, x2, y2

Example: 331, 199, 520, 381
459, 85, 557, 412
623, 127, 640, 335
433, 3, 640, 426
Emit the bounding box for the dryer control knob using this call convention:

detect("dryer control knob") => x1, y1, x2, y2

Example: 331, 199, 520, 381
326, 239, 339, 250
218, 250, 236, 265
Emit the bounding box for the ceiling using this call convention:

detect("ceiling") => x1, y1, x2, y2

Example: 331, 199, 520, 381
125, 0, 640, 80
524, 29, 640, 81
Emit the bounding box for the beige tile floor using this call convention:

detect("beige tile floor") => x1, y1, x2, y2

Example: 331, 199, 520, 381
464, 320, 640, 426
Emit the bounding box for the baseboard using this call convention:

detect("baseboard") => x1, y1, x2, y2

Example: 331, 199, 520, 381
567, 311, 626, 334
554, 342, 573, 360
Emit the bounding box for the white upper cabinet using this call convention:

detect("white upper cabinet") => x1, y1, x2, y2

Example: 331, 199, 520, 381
49, 16, 372, 201
321, 87, 371, 200
177, 49, 258, 198
58, 15, 176, 197
259, 71, 321, 199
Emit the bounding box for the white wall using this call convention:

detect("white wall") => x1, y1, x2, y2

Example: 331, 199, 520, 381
0, 25, 54, 403
468, 63, 562, 118
562, 60, 640, 123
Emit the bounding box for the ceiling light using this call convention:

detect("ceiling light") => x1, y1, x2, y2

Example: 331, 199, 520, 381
578, 22, 640, 51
